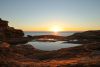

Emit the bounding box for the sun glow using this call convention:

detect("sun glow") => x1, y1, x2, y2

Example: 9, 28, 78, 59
49, 26, 63, 32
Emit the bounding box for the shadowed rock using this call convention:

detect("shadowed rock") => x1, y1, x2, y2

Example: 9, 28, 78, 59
0, 18, 31, 44
66, 30, 100, 44
0, 18, 24, 39
0, 42, 10, 48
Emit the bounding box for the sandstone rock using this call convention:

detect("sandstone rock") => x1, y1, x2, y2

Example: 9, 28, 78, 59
0, 18, 24, 42
0, 42, 10, 48
66, 30, 100, 44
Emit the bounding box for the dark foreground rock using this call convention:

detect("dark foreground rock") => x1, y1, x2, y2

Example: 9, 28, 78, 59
0, 18, 32, 44
0, 18, 24, 38
0, 42, 100, 67
66, 30, 100, 44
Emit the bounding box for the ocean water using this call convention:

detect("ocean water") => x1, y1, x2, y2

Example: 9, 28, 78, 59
24, 31, 81, 51
24, 31, 76, 36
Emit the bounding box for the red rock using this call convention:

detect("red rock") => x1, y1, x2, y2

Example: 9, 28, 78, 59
0, 42, 10, 48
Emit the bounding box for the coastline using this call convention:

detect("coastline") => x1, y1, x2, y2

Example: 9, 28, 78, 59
0, 19, 100, 67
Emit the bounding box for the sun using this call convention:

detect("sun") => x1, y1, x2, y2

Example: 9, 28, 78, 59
49, 26, 62, 32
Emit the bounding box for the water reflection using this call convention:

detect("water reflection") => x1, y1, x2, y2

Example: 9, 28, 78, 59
28, 41, 81, 51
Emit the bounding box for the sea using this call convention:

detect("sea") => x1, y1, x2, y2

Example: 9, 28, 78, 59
24, 31, 75, 36
24, 31, 81, 51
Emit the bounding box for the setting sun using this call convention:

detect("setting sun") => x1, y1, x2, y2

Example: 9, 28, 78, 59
49, 26, 63, 32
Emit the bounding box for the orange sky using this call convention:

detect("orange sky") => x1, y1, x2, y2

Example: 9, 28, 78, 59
1, 0, 100, 32
22, 27, 100, 32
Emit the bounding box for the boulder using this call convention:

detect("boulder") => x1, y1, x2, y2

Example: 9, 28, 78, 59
0, 42, 10, 48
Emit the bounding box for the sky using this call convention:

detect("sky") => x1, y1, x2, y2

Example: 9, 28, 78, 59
0, 0, 100, 31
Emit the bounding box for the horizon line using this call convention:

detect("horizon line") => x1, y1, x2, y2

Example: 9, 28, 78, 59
23, 29, 100, 32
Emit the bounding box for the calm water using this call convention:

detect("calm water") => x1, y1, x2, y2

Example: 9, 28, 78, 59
24, 31, 81, 51
24, 31, 76, 36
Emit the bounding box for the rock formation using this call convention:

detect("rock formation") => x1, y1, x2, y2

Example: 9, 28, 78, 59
0, 42, 10, 48
0, 41, 100, 67
66, 30, 100, 44
0, 18, 24, 42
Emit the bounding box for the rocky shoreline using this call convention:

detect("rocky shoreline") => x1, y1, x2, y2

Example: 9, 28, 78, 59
0, 30, 100, 67
0, 19, 100, 67
65, 30, 100, 44
0, 42, 100, 67
0, 18, 32, 44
